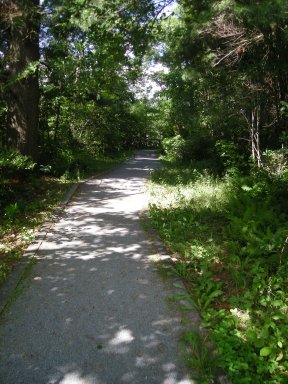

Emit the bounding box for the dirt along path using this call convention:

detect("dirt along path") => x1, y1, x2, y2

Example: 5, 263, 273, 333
0, 150, 195, 384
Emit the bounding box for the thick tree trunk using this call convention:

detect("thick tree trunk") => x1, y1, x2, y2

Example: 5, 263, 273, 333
6, 0, 40, 161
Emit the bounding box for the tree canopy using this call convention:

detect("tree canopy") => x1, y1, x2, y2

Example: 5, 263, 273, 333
0, 0, 174, 165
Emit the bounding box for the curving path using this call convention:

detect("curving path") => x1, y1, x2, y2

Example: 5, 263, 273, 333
0, 150, 195, 384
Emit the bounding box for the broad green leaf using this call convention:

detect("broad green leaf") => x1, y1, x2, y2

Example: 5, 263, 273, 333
260, 347, 272, 357
276, 352, 283, 361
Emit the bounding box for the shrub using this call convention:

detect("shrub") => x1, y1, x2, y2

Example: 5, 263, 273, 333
162, 133, 216, 164
183, 134, 215, 162
215, 140, 247, 173
0, 147, 36, 174
262, 148, 288, 176
162, 135, 186, 161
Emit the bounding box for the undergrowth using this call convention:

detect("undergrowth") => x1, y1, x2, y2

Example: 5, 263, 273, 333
0, 174, 73, 287
148, 160, 288, 383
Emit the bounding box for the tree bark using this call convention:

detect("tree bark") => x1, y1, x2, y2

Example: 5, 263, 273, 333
6, 0, 40, 161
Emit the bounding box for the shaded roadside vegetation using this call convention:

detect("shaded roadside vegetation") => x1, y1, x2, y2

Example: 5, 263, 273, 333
147, 3, 288, 380
0, 147, 131, 287
148, 157, 288, 383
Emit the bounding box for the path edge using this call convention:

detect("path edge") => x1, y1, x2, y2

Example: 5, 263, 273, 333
139, 210, 231, 384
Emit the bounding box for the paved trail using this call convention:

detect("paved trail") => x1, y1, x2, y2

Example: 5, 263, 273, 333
0, 151, 194, 384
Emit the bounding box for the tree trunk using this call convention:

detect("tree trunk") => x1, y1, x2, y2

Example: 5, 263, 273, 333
6, 0, 40, 161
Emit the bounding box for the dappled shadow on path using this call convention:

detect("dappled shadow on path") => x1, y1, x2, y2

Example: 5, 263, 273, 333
0, 151, 194, 384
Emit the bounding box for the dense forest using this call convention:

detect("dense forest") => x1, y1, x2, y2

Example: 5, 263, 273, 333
1, 0, 288, 383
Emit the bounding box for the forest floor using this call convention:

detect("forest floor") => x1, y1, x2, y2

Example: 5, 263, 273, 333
0, 150, 196, 384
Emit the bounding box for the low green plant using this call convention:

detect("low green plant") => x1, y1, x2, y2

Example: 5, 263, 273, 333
0, 263, 11, 286
4, 203, 20, 223
182, 330, 219, 383
0, 176, 73, 287
148, 159, 288, 383
262, 148, 288, 175
0, 147, 36, 173
215, 140, 247, 173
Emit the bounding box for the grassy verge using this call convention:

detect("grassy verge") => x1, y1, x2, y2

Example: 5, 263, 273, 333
147, 159, 288, 383
0, 175, 73, 286
0, 150, 132, 287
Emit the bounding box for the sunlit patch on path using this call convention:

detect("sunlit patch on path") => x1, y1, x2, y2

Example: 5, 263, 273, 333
0, 151, 195, 384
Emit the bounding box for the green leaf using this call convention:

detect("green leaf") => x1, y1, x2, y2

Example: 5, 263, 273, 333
277, 341, 283, 348
200, 321, 211, 328
271, 300, 284, 307
276, 352, 283, 361
260, 347, 272, 357
241, 185, 252, 191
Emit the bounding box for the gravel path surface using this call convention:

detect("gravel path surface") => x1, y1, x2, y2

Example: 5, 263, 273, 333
0, 150, 195, 384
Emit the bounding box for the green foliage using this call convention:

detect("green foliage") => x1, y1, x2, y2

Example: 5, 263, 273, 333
0, 148, 37, 213
161, 133, 216, 164
39, 144, 132, 179
183, 134, 215, 162
155, 0, 288, 174
0, 147, 36, 174
37, 0, 164, 162
262, 149, 288, 176
148, 160, 288, 383
0, 173, 73, 286
4, 203, 20, 223
223, 177, 288, 272
215, 140, 247, 173
162, 135, 186, 161
182, 331, 220, 382
1, 0, 164, 174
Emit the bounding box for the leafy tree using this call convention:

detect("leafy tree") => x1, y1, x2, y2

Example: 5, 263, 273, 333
0, 0, 174, 167
155, 0, 288, 168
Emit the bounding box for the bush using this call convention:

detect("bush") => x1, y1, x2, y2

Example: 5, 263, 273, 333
0, 147, 36, 174
215, 140, 247, 173
162, 133, 216, 164
262, 148, 288, 176
183, 134, 215, 162
162, 135, 186, 161
39, 144, 95, 178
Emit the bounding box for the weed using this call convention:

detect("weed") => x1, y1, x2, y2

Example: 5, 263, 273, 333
148, 160, 288, 383
4, 203, 19, 223
182, 330, 219, 383
0, 173, 72, 287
